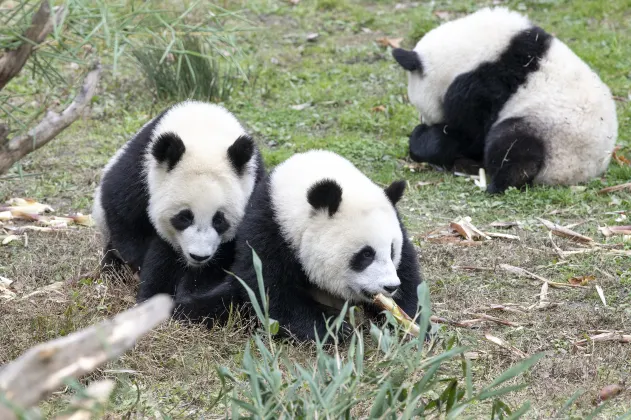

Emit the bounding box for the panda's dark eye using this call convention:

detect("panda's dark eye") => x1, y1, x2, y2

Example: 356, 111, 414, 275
212, 211, 230, 235
391, 243, 395, 260
350, 246, 375, 272
171, 209, 194, 231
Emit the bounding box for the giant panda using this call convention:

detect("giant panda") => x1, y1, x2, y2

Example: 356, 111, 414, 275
174, 150, 423, 342
92, 100, 265, 302
392, 7, 618, 194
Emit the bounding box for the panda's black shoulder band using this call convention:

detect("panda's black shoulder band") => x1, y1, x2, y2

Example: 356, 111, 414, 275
392, 48, 423, 73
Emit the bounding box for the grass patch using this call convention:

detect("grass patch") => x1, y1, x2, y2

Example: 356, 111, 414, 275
1, 0, 631, 418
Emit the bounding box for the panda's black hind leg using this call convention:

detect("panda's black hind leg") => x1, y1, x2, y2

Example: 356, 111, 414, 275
484, 118, 545, 194
409, 123, 471, 169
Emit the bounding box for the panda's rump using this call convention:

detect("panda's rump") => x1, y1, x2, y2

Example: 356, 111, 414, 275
497, 39, 617, 185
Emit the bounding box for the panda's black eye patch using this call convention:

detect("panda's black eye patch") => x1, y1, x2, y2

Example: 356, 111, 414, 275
212, 211, 230, 235
171, 209, 194, 231
350, 246, 375, 272
391, 243, 395, 260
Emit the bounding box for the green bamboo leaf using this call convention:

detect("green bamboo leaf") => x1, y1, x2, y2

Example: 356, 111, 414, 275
506, 402, 531, 420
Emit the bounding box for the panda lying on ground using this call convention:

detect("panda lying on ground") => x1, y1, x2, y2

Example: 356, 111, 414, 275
174, 150, 424, 342
392, 7, 618, 194
92, 101, 265, 302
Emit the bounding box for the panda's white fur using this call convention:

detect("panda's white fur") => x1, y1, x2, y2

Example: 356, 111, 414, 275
395, 7, 618, 191
271, 150, 403, 301
143, 102, 258, 265
93, 100, 264, 301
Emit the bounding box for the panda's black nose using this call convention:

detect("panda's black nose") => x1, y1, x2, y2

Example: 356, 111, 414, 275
383, 285, 398, 294
189, 253, 210, 262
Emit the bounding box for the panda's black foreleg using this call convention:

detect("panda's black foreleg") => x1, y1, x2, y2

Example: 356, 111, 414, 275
99, 242, 128, 275
484, 118, 545, 194
105, 226, 152, 275
409, 123, 470, 169
137, 236, 184, 303
266, 289, 352, 343
173, 276, 242, 326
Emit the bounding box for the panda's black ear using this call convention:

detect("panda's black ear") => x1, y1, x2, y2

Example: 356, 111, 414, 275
307, 179, 343, 217
228, 135, 255, 176
384, 180, 406, 206
152, 132, 185, 171
392, 48, 423, 73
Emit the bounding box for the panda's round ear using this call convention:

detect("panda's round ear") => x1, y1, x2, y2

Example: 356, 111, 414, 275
384, 180, 406, 206
392, 48, 423, 73
307, 179, 343, 217
228, 134, 255, 176
152, 132, 185, 171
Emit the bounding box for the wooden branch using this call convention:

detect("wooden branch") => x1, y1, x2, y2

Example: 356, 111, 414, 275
0, 294, 173, 418
0, 63, 101, 174
0, 1, 64, 90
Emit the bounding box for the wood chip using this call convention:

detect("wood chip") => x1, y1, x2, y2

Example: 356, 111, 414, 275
474, 168, 487, 189
538, 281, 549, 309
568, 275, 596, 286
598, 182, 631, 194
484, 333, 528, 359
489, 221, 521, 229
599, 225, 631, 237
574, 331, 631, 347
595, 285, 607, 307
484, 231, 520, 241
0, 276, 16, 301
430, 315, 479, 329
466, 313, 526, 327
450, 216, 490, 241
1, 198, 54, 214
376, 37, 403, 48
500, 264, 581, 288
473, 304, 528, 315
537, 218, 594, 243
1, 234, 20, 245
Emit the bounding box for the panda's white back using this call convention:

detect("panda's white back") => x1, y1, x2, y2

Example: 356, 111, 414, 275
498, 39, 618, 184
410, 7, 531, 124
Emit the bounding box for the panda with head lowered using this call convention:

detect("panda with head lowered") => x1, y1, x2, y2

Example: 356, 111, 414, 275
174, 150, 423, 342
92, 100, 265, 302
392, 7, 618, 194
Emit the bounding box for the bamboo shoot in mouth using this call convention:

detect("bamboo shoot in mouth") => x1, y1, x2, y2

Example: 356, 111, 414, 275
373, 293, 420, 337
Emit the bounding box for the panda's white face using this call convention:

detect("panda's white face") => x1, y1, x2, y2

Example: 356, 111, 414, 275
144, 101, 258, 268
271, 150, 406, 303
164, 178, 238, 267
300, 205, 404, 302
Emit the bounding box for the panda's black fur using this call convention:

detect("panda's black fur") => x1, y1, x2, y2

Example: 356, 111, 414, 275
95, 102, 265, 302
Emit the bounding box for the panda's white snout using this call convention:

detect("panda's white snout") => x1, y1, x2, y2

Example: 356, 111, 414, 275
181, 228, 221, 267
